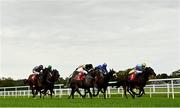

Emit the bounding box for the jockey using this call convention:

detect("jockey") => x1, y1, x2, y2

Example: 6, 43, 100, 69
47, 65, 52, 72
75, 64, 88, 74
73, 64, 87, 80
84, 64, 93, 73
41, 65, 53, 84
136, 63, 146, 72
95, 63, 108, 74
32, 65, 44, 82
32, 65, 43, 74
129, 63, 146, 76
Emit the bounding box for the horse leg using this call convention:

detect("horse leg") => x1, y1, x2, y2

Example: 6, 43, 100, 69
123, 85, 128, 99
35, 89, 40, 98
82, 89, 88, 98
137, 87, 144, 97
76, 88, 87, 98
68, 89, 72, 99
42, 89, 47, 99
93, 88, 101, 97
50, 89, 53, 99
39, 90, 42, 98
127, 87, 135, 99
32, 89, 36, 98
68, 88, 75, 99
102, 87, 107, 99
87, 88, 92, 99
141, 88, 145, 95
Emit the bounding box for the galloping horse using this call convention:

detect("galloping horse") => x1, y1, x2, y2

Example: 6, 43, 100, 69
25, 73, 43, 98
42, 68, 60, 98
25, 68, 60, 98
68, 70, 96, 99
127, 67, 156, 98
93, 69, 116, 99
115, 67, 156, 98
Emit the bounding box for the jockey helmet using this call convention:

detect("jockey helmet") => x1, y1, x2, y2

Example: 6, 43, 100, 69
135, 64, 142, 71
48, 65, 52, 69
78, 64, 84, 68
142, 63, 146, 67
102, 63, 107, 67
39, 65, 43, 69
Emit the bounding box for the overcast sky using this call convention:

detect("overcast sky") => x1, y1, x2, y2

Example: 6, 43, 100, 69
0, 0, 179, 80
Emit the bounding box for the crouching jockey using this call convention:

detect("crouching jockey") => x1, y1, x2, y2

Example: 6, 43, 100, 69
95, 63, 108, 75
73, 64, 88, 80
129, 63, 146, 80
32, 65, 44, 74
32, 65, 44, 83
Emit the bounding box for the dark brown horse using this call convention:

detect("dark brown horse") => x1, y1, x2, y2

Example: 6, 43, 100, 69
42, 68, 60, 98
93, 69, 116, 99
25, 74, 43, 98
68, 70, 96, 99
127, 67, 156, 98
25, 68, 60, 98
114, 67, 156, 99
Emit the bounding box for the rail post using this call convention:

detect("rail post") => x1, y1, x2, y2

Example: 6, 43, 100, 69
171, 80, 174, 99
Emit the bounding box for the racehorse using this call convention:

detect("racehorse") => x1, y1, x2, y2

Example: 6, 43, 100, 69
68, 69, 96, 99
25, 68, 60, 98
92, 69, 116, 99
114, 67, 156, 98
127, 67, 156, 98
25, 73, 43, 98
41, 68, 60, 98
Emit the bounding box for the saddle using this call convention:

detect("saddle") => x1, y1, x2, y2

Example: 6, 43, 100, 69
129, 73, 136, 81
31, 74, 38, 81
74, 72, 85, 81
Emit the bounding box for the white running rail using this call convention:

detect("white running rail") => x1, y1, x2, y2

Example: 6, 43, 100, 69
0, 78, 179, 99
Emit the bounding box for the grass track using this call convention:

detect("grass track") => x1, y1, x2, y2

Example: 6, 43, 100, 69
0, 94, 180, 107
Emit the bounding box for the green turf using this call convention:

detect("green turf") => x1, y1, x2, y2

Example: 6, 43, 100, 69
0, 94, 180, 107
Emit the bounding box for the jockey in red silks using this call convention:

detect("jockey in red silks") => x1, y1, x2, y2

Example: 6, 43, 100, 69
74, 64, 94, 80
129, 63, 146, 80
32, 65, 44, 82
74, 64, 87, 80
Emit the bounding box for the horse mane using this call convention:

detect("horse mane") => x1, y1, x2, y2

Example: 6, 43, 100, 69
140, 67, 156, 82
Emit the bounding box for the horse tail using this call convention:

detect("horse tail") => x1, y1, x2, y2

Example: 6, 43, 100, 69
65, 74, 72, 87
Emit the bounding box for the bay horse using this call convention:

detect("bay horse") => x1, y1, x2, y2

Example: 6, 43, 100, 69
25, 68, 60, 98
92, 69, 116, 99
25, 73, 43, 98
68, 69, 96, 99
126, 67, 156, 98
113, 68, 133, 99
41, 68, 60, 99
114, 67, 156, 99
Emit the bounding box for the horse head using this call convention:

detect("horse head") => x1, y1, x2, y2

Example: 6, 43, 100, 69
108, 69, 117, 80
88, 68, 97, 78
46, 68, 60, 83
51, 69, 60, 82
143, 67, 156, 80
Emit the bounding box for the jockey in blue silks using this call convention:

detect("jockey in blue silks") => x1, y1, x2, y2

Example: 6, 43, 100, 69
95, 63, 108, 74
134, 63, 146, 77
